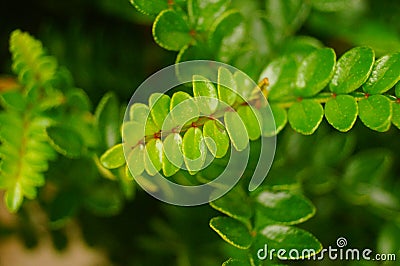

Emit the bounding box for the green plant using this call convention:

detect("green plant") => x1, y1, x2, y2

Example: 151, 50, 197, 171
1, 0, 400, 265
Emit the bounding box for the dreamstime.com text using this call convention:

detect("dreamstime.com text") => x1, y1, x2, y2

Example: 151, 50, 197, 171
257, 237, 397, 262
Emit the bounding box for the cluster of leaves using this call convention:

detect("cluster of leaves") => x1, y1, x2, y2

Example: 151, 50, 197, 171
209, 184, 321, 265
0, 30, 133, 218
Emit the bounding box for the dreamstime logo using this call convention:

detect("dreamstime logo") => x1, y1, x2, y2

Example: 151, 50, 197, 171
122, 61, 276, 206
257, 237, 397, 262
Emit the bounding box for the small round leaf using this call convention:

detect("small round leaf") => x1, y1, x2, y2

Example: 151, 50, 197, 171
224, 111, 249, 151
144, 139, 163, 176
358, 95, 392, 132
193, 75, 219, 115
162, 133, 183, 177
203, 120, 229, 158
100, 144, 125, 169
46, 125, 84, 158
210, 216, 252, 249
237, 105, 261, 140
288, 100, 324, 135
217, 67, 237, 106
325, 95, 358, 132
182, 127, 206, 174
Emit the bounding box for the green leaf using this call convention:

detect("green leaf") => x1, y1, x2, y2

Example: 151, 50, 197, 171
224, 111, 249, 151
203, 120, 229, 158
295, 48, 336, 97
237, 105, 261, 140
0, 90, 26, 111
100, 144, 125, 169
126, 144, 145, 177
182, 127, 206, 174
170, 91, 199, 126
95, 92, 120, 148
222, 258, 252, 266
257, 225, 322, 259
330, 46, 375, 94
254, 189, 315, 228
4, 184, 23, 213
144, 138, 163, 176
325, 95, 358, 132
288, 100, 324, 135
218, 67, 237, 106
358, 95, 392, 132
46, 125, 84, 158
210, 186, 252, 224
188, 0, 230, 31
153, 9, 193, 51
209, 11, 246, 62
122, 121, 145, 147
363, 52, 400, 94
193, 75, 219, 115
396, 82, 400, 98
265, 0, 310, 34
162, 133, 183, 176
149, 93, 171, 130
129, 103, 149, 124
393, 101, 400, 129
131, 0, 183, 16
259, 56, 298, 100
84, 184, 123, 216
210, 216, 252, 249
49, 191, 79, 228
270, 105, 287, 136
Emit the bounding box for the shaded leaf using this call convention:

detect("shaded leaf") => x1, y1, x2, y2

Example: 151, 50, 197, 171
46, 125, 84, 158
393, 101, 400, 129
188, 0, 230, 31
210, 216, 252, 249
95, 92, 120, 148
257, 225, 322, 259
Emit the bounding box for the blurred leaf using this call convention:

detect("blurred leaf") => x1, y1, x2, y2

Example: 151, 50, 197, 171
363, 53, 400, 94
218, 67, 237, 106
203, 120, 229, 158
188, 0, 230, 31
295, 48, 336, 97
224, 111, 249, 151
131, 0, 185, 16
257, 225, 322, 259
209, 11, 246, 62
325, 95, 358, 132
222, 258, 252, 266
193, 75, 219, 115
210, 216, 252, 249
100, 143, 125, 169
288, 100, 324, 135
233, 71, 253, 102
153, 9, 193, 51
49, 191, 79, 228
46, 125, 84, 158
330, 46, 375, 94
396, 82, 400, 98
0, 90, 26, 111
95, 92, 120, 148
254, 189, 315, 228
311, 0, 358, 12
129, 103, 150, 124
84, 184, 123, 216
393, 101, 400, 129
266, 0, 310, 35
4, 184, 23, 213
358, 95, 392, 132
377, 223, 400, 255
182, 127, 206, 174
210, 186, 252, 224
